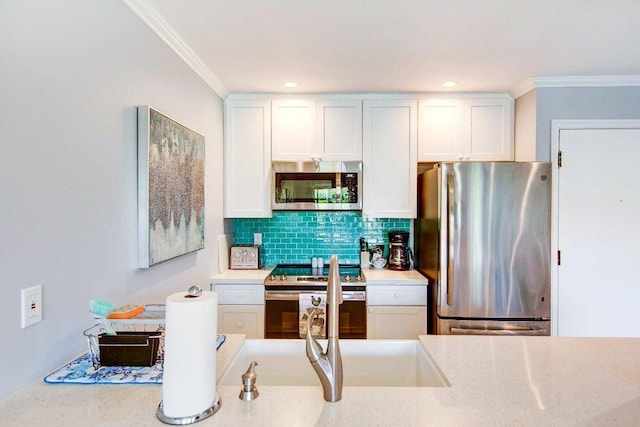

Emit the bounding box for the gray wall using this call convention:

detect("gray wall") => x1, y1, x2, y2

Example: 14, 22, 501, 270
0, 1, 223, 399
535, 87, 640, 160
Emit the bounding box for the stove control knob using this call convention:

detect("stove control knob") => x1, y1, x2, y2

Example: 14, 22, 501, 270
269, 274, 276, 281
280, 275, 287, 281
344, 275, 351, 282
355, 275, 362, 282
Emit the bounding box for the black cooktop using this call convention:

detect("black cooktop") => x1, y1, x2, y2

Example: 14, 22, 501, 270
270, 263, 362, 278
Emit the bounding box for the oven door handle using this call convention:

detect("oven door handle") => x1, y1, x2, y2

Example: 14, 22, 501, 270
341, 291, 366, 301
265, 290, 366, 301
265, 291, 301, 301
449, 326, 547, 336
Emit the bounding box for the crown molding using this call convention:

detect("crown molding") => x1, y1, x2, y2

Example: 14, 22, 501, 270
533, 75, 640, 88
509, 79, 536, 99
123, 0, 229, 99
511, 75, 640, 98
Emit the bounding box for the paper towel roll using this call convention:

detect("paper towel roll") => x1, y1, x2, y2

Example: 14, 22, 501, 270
162, 290, 218, 418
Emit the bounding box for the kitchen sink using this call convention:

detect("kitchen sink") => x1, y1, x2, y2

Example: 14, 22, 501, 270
218, 339, 450, 387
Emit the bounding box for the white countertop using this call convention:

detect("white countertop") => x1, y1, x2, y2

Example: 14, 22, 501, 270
211, 266, 429, 286
211, 267, 273, 284
361, 266, 428, 285
3, 335, 639, 426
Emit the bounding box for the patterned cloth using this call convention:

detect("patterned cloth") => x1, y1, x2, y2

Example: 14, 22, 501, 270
44, 335, 226, 384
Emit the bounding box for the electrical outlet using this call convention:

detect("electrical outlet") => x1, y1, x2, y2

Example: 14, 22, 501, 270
21, 285, 43, 328
253, 233, 262, 246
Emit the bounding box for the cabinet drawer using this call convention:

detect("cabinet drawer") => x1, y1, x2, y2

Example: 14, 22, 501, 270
214, 284, 265, 305
366, 285, 427, 306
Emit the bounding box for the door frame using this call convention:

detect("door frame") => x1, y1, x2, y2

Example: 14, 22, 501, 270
550, 119, 640, 336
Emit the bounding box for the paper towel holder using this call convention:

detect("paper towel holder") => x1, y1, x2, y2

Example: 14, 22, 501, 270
186, 285, 202, 298
156, 395, 221, 425
156, 286, 220, 424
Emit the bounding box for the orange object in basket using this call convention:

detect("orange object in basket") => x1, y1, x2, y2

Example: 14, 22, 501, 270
107, 304, 144, 319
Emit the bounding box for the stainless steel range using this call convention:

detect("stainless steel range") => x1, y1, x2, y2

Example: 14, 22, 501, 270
264, 264, 367, 339
266, 264, 365, 287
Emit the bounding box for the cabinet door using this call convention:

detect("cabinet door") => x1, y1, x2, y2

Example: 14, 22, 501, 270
224, 100, 272, 217
464, 97, 514, 161
272, 100, 317, 161
366, 306, 427, 339
418, 99, 464, 161
417, 96, 514, 162
362, 100, 417, 218
218, 305, 265, 339
317, 100, 362, 161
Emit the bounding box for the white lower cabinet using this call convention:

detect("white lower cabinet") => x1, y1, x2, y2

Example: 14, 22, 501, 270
366, 285, 427, 339
213, 284, 265, 339
367, 306, 427, 339
218, 305, 265, 339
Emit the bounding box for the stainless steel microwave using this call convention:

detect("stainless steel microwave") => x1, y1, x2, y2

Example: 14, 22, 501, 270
272, 161, 362, 211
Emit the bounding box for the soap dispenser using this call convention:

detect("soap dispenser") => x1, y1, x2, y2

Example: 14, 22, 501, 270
239, 361, 259, 401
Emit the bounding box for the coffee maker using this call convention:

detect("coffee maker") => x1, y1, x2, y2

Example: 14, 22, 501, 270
387, 230, 412, 270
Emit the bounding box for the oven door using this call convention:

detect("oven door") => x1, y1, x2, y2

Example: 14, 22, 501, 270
265, 290, 366, 339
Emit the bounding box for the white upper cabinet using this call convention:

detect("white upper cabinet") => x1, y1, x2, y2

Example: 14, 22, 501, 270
464, 97, 514, 161
418, 95, 514, 162
224, 94, 511, 218
272, 99, 362, 161
224, 99, 272, 218
418, 98, 464, 161
316, 100, 362, 161
362, 99, 417, 218
272, 100, 317, 161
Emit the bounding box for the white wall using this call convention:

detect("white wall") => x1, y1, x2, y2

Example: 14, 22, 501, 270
0, 1, 223, 400
514, 89, 537, 161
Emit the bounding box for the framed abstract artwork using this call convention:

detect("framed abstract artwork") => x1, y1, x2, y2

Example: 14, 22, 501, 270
137, 106, 205, 268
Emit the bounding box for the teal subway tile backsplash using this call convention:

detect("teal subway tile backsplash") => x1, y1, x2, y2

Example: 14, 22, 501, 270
233, 211, 410, 265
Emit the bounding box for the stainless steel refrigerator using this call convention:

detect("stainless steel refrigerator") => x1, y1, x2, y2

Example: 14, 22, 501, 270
415, 162, 551, 336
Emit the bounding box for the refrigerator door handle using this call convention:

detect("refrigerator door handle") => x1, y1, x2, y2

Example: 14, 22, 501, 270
446, 171, 455, 306
449, 327, 547, 336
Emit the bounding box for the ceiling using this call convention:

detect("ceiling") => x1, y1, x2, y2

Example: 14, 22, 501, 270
131, 0, 640, 98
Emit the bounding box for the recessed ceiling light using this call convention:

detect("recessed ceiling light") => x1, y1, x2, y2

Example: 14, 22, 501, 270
284, 82, 299, 88
442, 81, 457, 88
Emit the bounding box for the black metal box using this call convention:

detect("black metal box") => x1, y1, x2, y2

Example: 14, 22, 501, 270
98, 331, 161, 367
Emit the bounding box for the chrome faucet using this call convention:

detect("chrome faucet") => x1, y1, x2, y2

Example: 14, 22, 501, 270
305, 255, 343, 402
